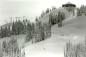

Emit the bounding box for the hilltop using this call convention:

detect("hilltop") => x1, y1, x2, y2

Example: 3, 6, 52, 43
39, 7, 73, 23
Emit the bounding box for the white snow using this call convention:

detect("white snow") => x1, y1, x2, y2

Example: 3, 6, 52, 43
23, 34, 84, 57
23, 16, 86, 57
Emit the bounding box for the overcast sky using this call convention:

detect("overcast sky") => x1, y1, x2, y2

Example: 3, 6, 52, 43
0, 0, 86, 25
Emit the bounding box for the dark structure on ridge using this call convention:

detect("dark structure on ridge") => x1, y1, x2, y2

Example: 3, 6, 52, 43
62, 2, 76, 7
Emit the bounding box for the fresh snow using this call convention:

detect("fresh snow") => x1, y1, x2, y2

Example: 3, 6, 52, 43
23, 16, 86, 57
23, 33, 84, 57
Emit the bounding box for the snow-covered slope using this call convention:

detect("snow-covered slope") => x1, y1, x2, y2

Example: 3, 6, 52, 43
56, 16, 86, 36
24, 34, 70, 57
23, 16, 86, 57
24, 32, 84, 57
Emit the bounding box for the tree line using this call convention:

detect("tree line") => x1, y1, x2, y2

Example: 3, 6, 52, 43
0, 19, 30, 38
49, 11, 65, 27
26, 18, 51, 43
77, 5, 86, 16
0, 17, 51, 57
40, 6, 57, 18
0, 17, 51, 43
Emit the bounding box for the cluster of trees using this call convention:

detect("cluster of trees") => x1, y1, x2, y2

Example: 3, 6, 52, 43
26, 18, 51, 43
64, 38, 86, 57
0, 17, 51, 43
40, 7, 57, 18
0, 17, 51, 56
2, 38, 21, 57
49, 11, 65, 27
34, 20, 51, 42
0, 19, 31, 38
0, 26, 11, 38
77, 5, 86, 16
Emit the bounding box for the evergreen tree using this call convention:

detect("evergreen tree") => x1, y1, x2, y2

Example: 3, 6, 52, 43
17, 20, 24, 34
12, 22, 15, 35
41, 11, 45, 17
58, 11, 65, 27
77, 5, 86, 16
4, 27, 8, 37
0, 27, 4, 38
49, 11, 65, 27
46, 8, 50, 14
26, 22, 35, 42
41, 24, 45, 40
12, 20, 24, 35
49, 13, 55, 25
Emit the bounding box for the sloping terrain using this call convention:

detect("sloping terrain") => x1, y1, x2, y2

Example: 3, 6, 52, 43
39, 8, 72, 23
53, 16, 86, 36
0, 34, 26, 57
24, 16, 86, 57
0, 16, 86, 57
